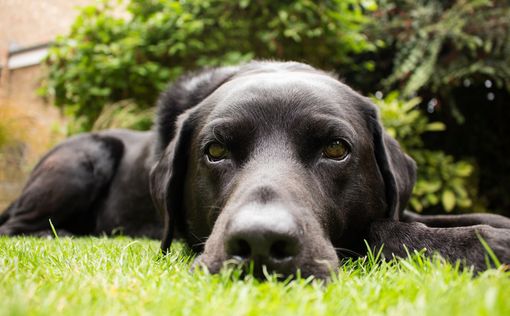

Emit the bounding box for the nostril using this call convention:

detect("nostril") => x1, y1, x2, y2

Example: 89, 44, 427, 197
270, 239, 298, 261
227, 238, 251, 259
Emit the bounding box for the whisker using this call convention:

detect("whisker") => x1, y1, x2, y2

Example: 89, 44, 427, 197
189, 231, 208, 244
192, 241, 207, 248
334, 247, 363, 258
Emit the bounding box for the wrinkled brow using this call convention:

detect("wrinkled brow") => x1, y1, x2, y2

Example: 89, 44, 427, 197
198, 118, 256, 150
293, 114, 356, 144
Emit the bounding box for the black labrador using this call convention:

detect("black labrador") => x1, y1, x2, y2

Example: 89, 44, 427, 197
1, 61, 509, 278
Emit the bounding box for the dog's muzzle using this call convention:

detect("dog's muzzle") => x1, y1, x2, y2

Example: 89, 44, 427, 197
223, 204, 302, 276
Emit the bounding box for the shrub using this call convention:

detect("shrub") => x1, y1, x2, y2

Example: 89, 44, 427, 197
373, 0, 510, 97
374, 92, 478, 213
0, 102, 64, 210
90, 100, 153, 132
366, 0, 510, 215
43, 0, 377, 131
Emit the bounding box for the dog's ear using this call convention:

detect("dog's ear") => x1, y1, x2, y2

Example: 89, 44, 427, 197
151, 66, 239, 253
155, 66, 239, 153
150, 111, 196, 253
363, 99, 417, 220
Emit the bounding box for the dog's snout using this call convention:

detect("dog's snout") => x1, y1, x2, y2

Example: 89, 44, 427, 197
225, 205, 301, 264
226, 228, 300, 261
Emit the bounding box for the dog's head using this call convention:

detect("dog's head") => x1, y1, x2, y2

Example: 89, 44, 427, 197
150, 61, 416, 279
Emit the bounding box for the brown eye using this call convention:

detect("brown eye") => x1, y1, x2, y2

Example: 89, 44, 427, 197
323, 140, 349, 160
206, 142, 229, 161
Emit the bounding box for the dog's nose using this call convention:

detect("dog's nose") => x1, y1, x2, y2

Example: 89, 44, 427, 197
225, 205, 301, 264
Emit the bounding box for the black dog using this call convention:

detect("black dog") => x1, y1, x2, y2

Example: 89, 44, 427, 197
1, 61, 509, 278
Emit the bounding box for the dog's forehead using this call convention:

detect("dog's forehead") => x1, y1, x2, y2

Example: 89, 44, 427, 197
204, 70, 365, 124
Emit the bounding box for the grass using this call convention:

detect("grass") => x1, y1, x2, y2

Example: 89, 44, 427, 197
1, 237, 509, 316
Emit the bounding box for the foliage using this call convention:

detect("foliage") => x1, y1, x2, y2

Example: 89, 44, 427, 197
43, 0, 377, 131
0, 103, 29, 150
0, 104, 28, 190
0, 102, 61, 171
0, 102, 64, 210
375, 92, 477, 212
63, 100, 153, 135
91, 100, 154, 132
374, 0, 510, 97
368, 0, 510, 215
1, 237, 510, 315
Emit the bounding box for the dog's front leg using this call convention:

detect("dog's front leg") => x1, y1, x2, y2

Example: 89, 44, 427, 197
401, 210, 510, 229
369, 220, 510, 271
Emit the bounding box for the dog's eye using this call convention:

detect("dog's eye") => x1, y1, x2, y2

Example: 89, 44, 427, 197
206, 142, 229, 161
323, 140, 349, 160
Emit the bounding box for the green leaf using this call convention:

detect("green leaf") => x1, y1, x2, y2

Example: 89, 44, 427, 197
409, 197, 423, 212
442, 190, 456, 212
425, 122, 446, 132
455, 162, 473, 177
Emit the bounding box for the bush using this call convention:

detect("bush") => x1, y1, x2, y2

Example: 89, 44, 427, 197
0, 102, 64, 169
0, 102, 64, 210
369, 0, 510, 214
43, 0, 377, 131
372, 0, 510, 97
374, 92, 478, 213
90, 100, 153, 132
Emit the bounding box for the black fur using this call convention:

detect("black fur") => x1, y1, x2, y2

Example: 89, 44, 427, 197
2, 61, 510, 278
155, 67, 239, 153
0, 130, 161, 238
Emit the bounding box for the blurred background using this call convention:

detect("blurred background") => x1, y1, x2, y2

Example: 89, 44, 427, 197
1, 0, 509, 217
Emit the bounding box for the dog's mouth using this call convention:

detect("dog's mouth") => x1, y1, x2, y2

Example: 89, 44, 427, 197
193, 255, 296, 279
192, 253, 336, 280
191, 232, 339, 281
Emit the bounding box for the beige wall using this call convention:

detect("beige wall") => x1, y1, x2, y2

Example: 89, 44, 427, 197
0, 0, 93, 52
0, 0, 94, 97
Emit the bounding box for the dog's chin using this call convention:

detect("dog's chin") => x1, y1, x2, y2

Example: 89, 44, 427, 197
191, 253, 339, 281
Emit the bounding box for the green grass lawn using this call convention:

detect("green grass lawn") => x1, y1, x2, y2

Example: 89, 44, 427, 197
1, 237, 509, 316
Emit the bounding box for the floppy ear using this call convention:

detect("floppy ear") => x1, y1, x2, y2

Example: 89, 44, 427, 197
151, 66, 239, 253
150, 111, 196, 253
155, 66, 239, 153
364, 101, 417, 220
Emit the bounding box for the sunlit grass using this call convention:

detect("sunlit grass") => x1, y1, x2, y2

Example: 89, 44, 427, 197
1, 237, 509, 316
